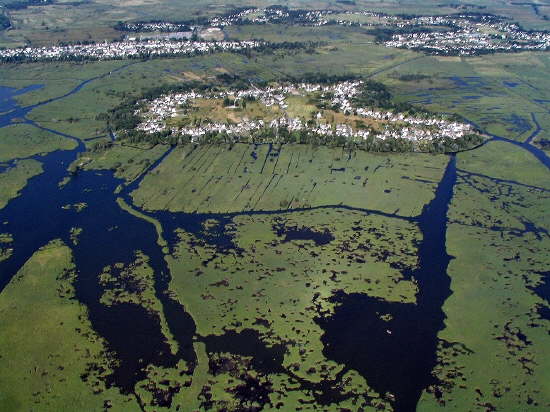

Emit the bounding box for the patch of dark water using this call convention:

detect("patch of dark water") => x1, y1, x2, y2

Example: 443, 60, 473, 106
202, 328, 285, 374
536, 138, 550, 149
150, 211, 242, 255
530, 271, 550, 304
0, 143, 196, 406
229, 373, 273, 409
201, 328, 361, 406
272, 218, 335, 246
537, 305, 550, 320
316, 293, 425, 405
315, 155, 458, 411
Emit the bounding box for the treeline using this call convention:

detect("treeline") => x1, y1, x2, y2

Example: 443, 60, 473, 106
390, 73, 430, 82
215, 72, 267, 89
409, 44, 547, 57
115, 124, 484, 154
351, 81, 432, 116
438, 3, 487, 10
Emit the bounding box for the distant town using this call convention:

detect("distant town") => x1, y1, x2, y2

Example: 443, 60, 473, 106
384, 14, 550, 55
117, 6, 550, 56
1, 6, 549, 62
0, 40, 264, 63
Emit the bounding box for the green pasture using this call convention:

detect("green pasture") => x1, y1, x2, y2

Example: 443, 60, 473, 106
75, 142, 169, 183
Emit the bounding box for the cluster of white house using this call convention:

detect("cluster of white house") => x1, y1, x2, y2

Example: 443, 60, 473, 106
119, 8, 387, 32
385, 16, 550, 55
119, 22, 191, 32
113, 9, 550, 56
0, 39, 263, 62
135, 81, 474, 143
209, 8, 257, 27
207, 8, 383, 27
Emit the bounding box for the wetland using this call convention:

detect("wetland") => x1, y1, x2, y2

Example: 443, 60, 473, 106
0, 2, 549, 411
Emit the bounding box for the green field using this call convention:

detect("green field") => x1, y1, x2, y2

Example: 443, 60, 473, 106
0, 123, 76, 161
130, 143, 446, 216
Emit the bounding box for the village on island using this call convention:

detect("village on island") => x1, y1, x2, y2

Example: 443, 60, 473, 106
128, 80, 480, 151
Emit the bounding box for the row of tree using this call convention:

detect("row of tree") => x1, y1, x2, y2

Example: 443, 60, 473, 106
117, 124, 484, 154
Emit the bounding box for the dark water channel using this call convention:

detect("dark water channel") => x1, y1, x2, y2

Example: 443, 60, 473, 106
0, 146, 197, 402
316, 155, 456, 411
0, 80, 197, 406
